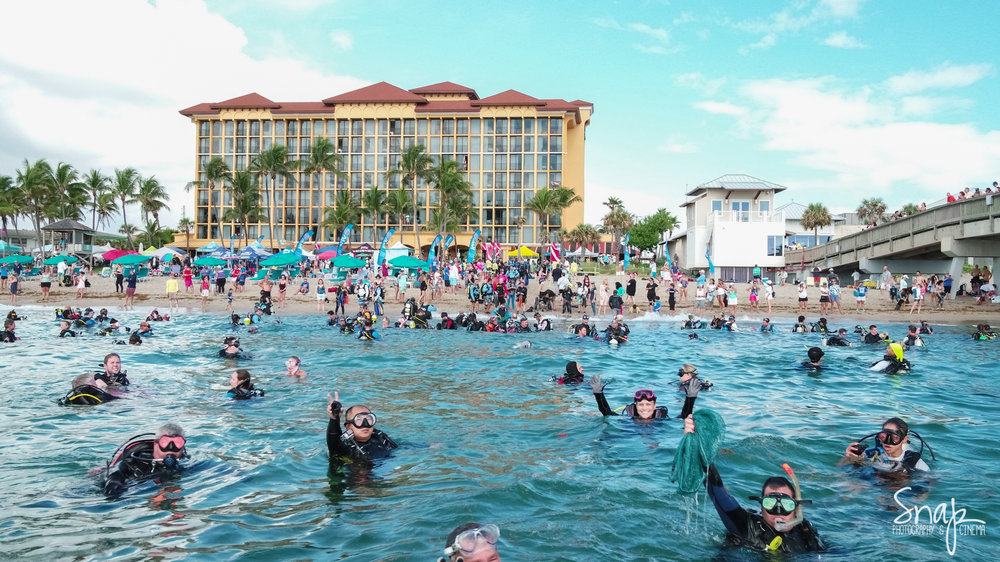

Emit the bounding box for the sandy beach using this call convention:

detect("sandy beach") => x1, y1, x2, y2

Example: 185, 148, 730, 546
9, 269, 998, 328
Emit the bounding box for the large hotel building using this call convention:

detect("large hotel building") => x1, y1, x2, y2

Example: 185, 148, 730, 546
179, 81, 592, 253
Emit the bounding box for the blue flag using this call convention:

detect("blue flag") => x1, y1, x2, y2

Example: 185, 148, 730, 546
336, 224, 354, 255
294, 230, 314, 256
705, 246, 715, 275
443, 234, 454, 259
467, 230, 481, 264
622, 233, 631, 269
427, 234, 443, 266
377, 228, 395, 265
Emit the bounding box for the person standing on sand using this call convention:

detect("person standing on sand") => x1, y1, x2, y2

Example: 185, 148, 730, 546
113, 263, 124, 293
183, 265, 193, 293
200, 275, 211, 312
124, 268, 138, 310
165, 273, 180, 313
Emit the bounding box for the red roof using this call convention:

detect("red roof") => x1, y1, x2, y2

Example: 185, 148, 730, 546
322, 81, 427, 105
472, 89, 545, 107
210, 92, 280, 110
272, 102, 336, 115
179, 102, 219, 117
409, 81, 479, 99
414, 100, 481, 113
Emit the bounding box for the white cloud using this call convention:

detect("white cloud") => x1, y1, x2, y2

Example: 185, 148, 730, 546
705, 76, 1000, 202
694, 101, 747, 116
329, 30, 354, 50
899, 95, 973, 117
823, 31, 866, 49
675, 72, 726, 96
819, 0, 865, 18
885, 63, 993, 95
658, 140, 700, 154
735, 0, 865, 52
628, 23, 669, 43
594, 17, 675, 54
0, 0, 366, 230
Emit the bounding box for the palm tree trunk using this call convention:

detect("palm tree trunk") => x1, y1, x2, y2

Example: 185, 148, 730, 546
410, 173, 421, 258
120, 199, 132, 250
268, 174, 277, 250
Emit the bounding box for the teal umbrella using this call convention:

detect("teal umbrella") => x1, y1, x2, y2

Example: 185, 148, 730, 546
0, 240, 21, 252
44, 254, 79, 266
389, 255, 429, 268
259, 253, 302, 267
0, 254, 34, 265
332, 255, 367, 268
193, 256, 227, 267
111, 254, 153, 265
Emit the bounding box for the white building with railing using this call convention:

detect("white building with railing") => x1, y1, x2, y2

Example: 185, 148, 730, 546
668, 174, 787, 281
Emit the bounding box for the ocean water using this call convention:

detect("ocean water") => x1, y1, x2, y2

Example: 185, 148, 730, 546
1, 307, 997, 561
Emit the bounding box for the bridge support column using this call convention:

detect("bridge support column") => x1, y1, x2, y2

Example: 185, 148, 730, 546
947, 257, 964, 300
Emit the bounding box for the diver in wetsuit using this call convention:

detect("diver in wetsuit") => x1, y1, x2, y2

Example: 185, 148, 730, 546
59, 374, 119, 405
590, 372, 698, 420
871, 342, 911, 374
686, 417, 824, 553
677, 364, 713, 393
357, 320, 379, 340
682, 314, 703, 329
824, 328, 853, 346
102, 423, 188, 497
227, 368, 264, 399
842, 417, 932, 474
59, 320, 77, 338
571, 315, 596, 337
862, 325, 884, 344
533, 312, 552, 331
973, 323, 998, 340
326, 392, 397, 466
554, 361, 585, 385
602, 315, 630, 343
94, 352, 130, 388
218, 336, 244, 358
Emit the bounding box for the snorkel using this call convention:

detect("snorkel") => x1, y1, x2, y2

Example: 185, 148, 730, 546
773, 463, 803, 533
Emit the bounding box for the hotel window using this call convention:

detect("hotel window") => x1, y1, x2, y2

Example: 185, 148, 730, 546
550, 117, 562, 133
456, 137, 468, 152
430, 137, 440, 153
731, 201, 750, 222
510, 118, 522, 134
495, 155, 507, 170
759, 200, 770, 214
404, 119, 415, 134
495, 137, 507, 152
378, 137, 388, 152
523, 136, 533, 152
442, 119, 455, 134
351, 174, 362, 188
496, 118, 507, 134
236, 138, 246, 153
523, 154, 533, 169
235, 155, 245, 170
403, 137, 415, 150
313, 120, 323, 135
549, 155, 562, 170
287, 120, 298, 135
350, 155, 361, 170
442, 137, 454, 152
431, 119, 441, 134
456, 119, 468, 134
378, 119, 388, 135
199, 122, 210, 135
225, 138, 234, 153
365, 120, 375, 135
510, 136, 522, 152
338, 120, 349, 135
250, 121, 260, 135
301, 121, 311, 135
510, 190, 522, 206
711, 200, 723, 213
249, 138, 259, 153
524, 118, 534, 133
470, 118, 481, 134
364, 155, 374, 171
389, 119, 401, 134
537, 154, 547, 170
484, 118, 494, 134
225, 121, 234, 135
274, 121, 285, 135
537, 136, 548, 152
417, 119, 428, 134
236, 121, 247, 135
261, 121, 271, 135
483, 174, 493, 190
286, 138, 297, 153
352, 120, 363, 135
262, 137, 272, 151
482, 155, 493, 170
471, 137, 481, 152
199, 139, 209, 153
213, 121, 223, 136
364, 137, 375, 153
351, 138, 362, 153
364, 173, 374, 187
510, 173, 522, 189
550, 136, 562, 152
510, 155, 522, 170
495, 173, 506, 189
389, 137, 401, 152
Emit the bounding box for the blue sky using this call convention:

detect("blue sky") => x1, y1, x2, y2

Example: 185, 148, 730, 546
1, 0, 998, 229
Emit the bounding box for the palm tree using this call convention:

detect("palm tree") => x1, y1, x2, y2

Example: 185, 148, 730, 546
0, 175, 22, 253
47, 162, 87, 221
857, 197, 887, 226
118, 223, 139, 247
222, 171, 266, 246
566, 223, 601, 254
15, 159, 54, 257
177, 217, 195, 251
200, 157, 229, 245
361, 186, 390, 236
514, 215, 528, 258
111, 167, 140, 249
800, 203, 833, 247
93, 192, 119, 231
525, 187, 558, 243
301, 138, 346, 241
137, 175, 170, 229
602, 202, 634, 257
428, 160, 472, 258
250, 145, 295, 250
322, 191, 362, 243
387, 188, 412, 234
83, 169, 110, 235
386, 144, 433, 256
901, 203, 920, 216
138, 220, 164, 248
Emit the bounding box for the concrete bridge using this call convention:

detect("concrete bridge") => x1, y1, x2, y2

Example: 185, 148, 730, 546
784, 196, 1000, 294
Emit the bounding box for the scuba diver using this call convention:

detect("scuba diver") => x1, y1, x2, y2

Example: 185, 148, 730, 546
97, 320, 127, 337
812, 317, 830, 333
682, 314, 704, 330
791, 316, 809, 333
338, 316, 356, 334
723, 315, 738, 331
602, 314, 630, 344
95, 308, 110, 324
678, 363, 712, 394
326, 391, 397, 466
800, 347, 824, 369
436, 312, 457, 330
533, 312, 552, 331
136, 321, 154, 336
917, 320, 934, 335
466, 313, 485, 332
823, 328, 854, 346
102, 423, 188, 497
146, 309, 168, 321
871, 342, 911, 374
842, 416, 933, 474
590, 372, 698, 420
439, 522, 502, 562
58, 373, 119, 405
357, 319, 380, 340
227, 368, 264, 399
902, 325, 925, 347
571, 315, 596, 337
862, 325, 885, 344
512, 316, 532, 333
6, 309, 25, 321
326, 311, 338, 326
59, 320, 77, 338
757, 317, 774, 333
554, 361, 585, 385
94, 353, 130, 388
218, 336, 246, 359
972, 323, 997, 341
687, 415, 824, 553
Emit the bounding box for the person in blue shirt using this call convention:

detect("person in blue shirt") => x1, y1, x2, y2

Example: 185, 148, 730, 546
854, 283, 867, 312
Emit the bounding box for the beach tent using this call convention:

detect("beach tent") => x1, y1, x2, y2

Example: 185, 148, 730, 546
102, 249, 138, 261
353, 243, 376, 255
384, 241, 411, 261
332, 255, 367, 268
141, 246, 159, 255
507, 246, 539, 258
237, 245, 272, 260
112, 254, 153, 265
44, 255, 79, 265
566, 247, 599, 258
196, 241, 223, 253
193, 256, 226, 266
259, 253, 302, 267
152, 246, 187, 259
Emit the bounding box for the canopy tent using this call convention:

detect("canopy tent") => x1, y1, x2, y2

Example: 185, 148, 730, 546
566, 246, 599, 258
389, 255, 429, 269
43, 254, 79, 265
507, 246, 539, 258
206, 247, 235, 259
196, 241, 223, 253
91, 243, 114, 255
332, 255, 367, 268
352, 243, 376, 255
111, 254, 152, 265
141, 246, 159, 255
152, 246, 187, 259
384, 241, 411, 261
0, 240, 22, 253
193, 256, 227, 267
237, 245, 272, 260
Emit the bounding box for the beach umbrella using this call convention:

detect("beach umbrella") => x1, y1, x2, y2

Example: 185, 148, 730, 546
102, 248, 137, 261
259, 252, 302, 267
237, 245, 272, 260
508, 245, 539, 258
111, 254, 153, 265
389, 255, 429, 268
44, 254, 79, 265
0, 254, 34, 265
193, 256, 226, 266
153, 247, 186, 259
316, 249, 339, 260
332, 255, 367, 268
196, 241, 222, 253
0, 240, 21, 253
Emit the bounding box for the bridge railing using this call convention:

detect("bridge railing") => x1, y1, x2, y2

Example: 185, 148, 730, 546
785, 196, 998, 268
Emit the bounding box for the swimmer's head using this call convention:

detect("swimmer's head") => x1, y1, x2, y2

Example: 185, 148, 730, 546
807, 347, 824, 363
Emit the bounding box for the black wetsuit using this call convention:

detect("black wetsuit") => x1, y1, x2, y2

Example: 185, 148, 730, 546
705, 464, 823, 553
103, 440, 183, 496
0, 330, 17, 342
535, 318, 552, 331
604, 323, 630, 343
58, 384, 118, 405
438, 318, 456, 330
227, 384, 264, 399
682, 320, 703, 329
825, 335, 851, 346
573, 323, 596, 337
218, 348, 242, 359
863, 333, 883, 344
873, 356, 911, 374
593, 391, 694, 420
903, 334, 923, 346
326, 402, 397, 466
95, 370, 130, 386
